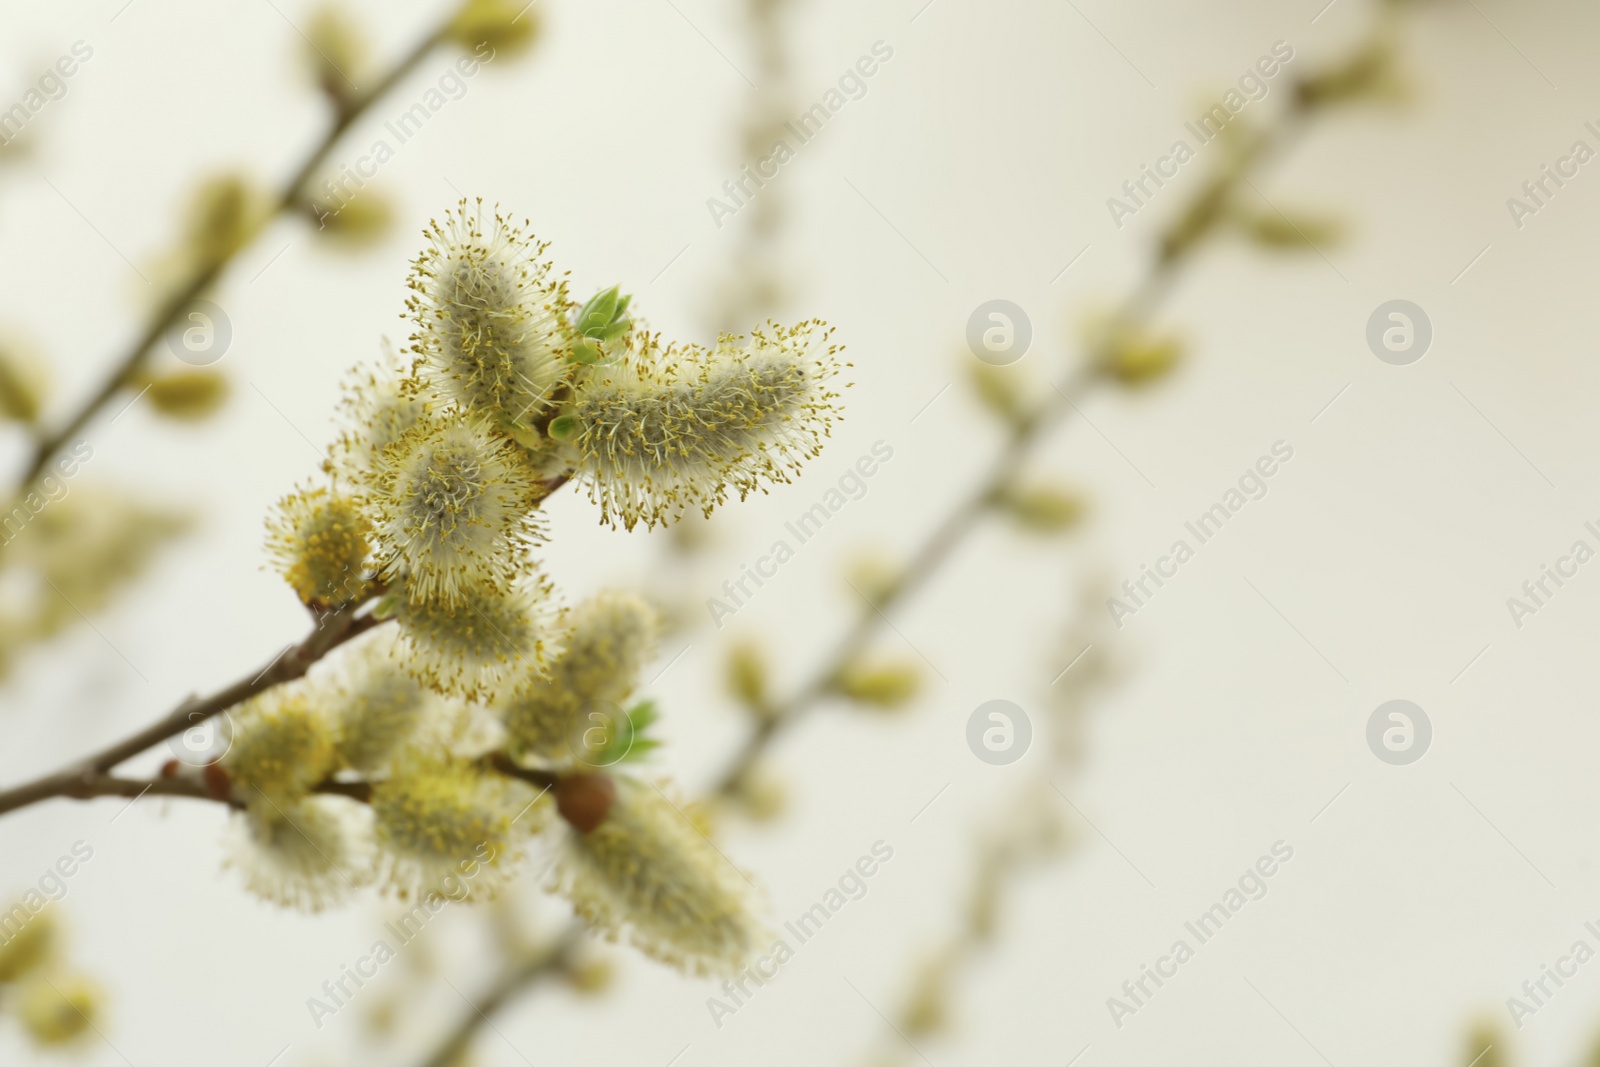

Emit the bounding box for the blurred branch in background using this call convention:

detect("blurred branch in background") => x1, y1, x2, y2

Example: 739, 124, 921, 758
0, 2, 540, 1054
397, 6, 1427, 1064
704, 0, 800, 334
709, 0, 1421, 810
860, 586, 1116, 1067
0, 3, 1519, 1066
0, 0, 538, 687
7, 0, 536, 497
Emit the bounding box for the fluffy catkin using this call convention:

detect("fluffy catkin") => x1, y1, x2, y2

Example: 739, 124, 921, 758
370, 755, 546, 900
264, 484, 371, 607
498, 590, 658, 761
325, 626, 439, 774
406, 200, 573, 430
570, 320, 843, 529
368, 412, 544, 607
551, 776, 766, 975
327, 344, 430, 486
391, 572, 561, 700
223, 685, 337, 802
225, 796, 375, 911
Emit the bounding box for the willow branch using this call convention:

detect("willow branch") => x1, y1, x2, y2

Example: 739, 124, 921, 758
0, 600, 382, 817
12, 21, 453, 495
415, 924, 584, 1067
712, 108, 1317, 798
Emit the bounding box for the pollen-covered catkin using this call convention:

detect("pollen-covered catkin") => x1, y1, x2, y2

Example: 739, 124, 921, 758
223, 685, 338, 802
391, 573, 561, 700
225, 796, 375, 911
406, 200, 573, 430
370, 755, 546, 899
264, 485, 371, 606
550, 776, 766, 975
369, 412, 545, 606
569, 320, 844, 529
327, 345, 430, 486
325, 626, 439, 774
498, 590, 658, 760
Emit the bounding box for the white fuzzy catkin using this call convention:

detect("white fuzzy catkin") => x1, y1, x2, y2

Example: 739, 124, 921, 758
369, 754, 546, 900
327, 342, 431, 488
498, 590, 658, 760
225, 796, 375, 912
368, 413, 544, 607
324, 626, 440, 775
223, 684, 338, 802
550, 776, 766, 975
570, 320, 844, 530
391, 572, 562, 701
407, 200, 572, 429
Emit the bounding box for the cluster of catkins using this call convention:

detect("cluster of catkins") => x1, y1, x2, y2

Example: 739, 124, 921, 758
230, 200, 843, 975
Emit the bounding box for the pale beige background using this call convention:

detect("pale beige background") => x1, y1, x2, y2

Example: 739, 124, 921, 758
1, 0, 1598, 1064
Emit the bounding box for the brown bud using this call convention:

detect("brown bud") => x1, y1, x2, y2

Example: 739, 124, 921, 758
201, 761, 232, 801
556, 773, 616, 834
159, 759, 180, 779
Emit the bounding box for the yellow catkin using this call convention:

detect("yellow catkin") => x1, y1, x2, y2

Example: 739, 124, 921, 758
392, 573, 560, 700
369, 413, 544, 607
551, 776, 765, 975
406, 200, 572, 430
570, 320, 845, 530
264, 485, 371, 606
0, 909, 54, 982
226, 796, 374, 911
223, 685, 338, 802
143, 369, 229, 420
370, 756, 545, 900
448, 0, 541, 56
17, 973, 100, 1045
498, 591, 657, 761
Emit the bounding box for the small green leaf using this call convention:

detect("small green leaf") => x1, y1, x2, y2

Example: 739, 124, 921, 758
589, 699, 662, 766
570, 284, 634, 363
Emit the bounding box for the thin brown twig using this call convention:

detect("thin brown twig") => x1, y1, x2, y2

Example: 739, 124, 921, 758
12, 21, 453, 496
0, 600, 381, 816
417, 924, 585, 1067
